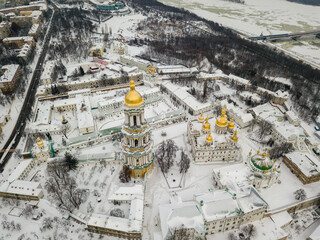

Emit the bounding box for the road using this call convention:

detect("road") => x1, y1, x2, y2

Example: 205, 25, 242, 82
0, 3, 57, 171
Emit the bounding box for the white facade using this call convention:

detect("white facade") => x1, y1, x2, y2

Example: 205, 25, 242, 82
187, 117, 241, 164
159, 187, 268, 239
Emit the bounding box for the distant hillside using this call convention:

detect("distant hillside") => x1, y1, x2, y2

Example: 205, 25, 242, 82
287, 0, 320, 6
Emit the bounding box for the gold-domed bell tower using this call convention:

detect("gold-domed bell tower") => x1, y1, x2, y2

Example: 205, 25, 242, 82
215, 108, 228, 134
121, 79, 154, 179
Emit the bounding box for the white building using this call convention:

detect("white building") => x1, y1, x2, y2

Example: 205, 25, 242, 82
187, 112, 241, 163
246, 151, 281, 189
120, 55, 150, 71
40, 60, 56, 85
212, 151, 280, 191
87, 184, 144, 239
159, 187, 268, 239
31, 137, 53, 163
161, 82, 211, 115
0, 157, 43, 201
220, 99, 253, 128
54, 96, 95, 135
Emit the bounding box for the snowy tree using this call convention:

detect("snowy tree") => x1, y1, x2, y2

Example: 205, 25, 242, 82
178, 150, 190, 174
62, 137, 66, 146
269, 143, 293, 159
228, 232, 238, 240
294, 189, 307, 201
41, 217, 53, 232
110, 208, 125, 218
258, 119, 272, 139
63, 152, 79, 171
119, 167, 131, 183
156, 140, 178, 174
22, 205, 34, 218
242, 224, 257, 239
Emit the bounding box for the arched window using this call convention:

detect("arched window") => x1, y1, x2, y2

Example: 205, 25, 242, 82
133, 116, 137, 126
135, 139, 138, 147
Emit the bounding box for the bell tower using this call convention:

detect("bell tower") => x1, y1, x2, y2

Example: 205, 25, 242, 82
121, 80, 153, 178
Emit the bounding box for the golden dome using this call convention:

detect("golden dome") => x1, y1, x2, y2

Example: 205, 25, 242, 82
206, 132, 213, 143
203, 117, 211, 131
198, 113, 204, 122
216, 108, 228, 128
262, 152, 267, 157
231, 130, 238, 142
249, 151, 252, 156
124, 80, 143, 107
228, 118, 235, 129
37, 137, 44, 147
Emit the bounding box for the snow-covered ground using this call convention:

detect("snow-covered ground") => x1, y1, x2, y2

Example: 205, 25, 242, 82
158, 0, 320, 65
159, 0, 320, 36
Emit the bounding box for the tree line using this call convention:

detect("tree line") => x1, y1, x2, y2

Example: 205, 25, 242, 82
128, 0, 320, 120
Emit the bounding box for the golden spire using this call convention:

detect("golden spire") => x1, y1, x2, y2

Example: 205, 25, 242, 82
216, 108, 228, 128
206, 132, 213, 143
198, 113, 204, 122
203, 117, 211, 131
228, 117, 235, 129
124, 78, 143, 107
231, 130, 238, 142
37, 137, 44, 147
62, 116, 65, 121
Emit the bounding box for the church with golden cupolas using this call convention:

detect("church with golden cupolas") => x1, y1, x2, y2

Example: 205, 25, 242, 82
187, 109, 241, 163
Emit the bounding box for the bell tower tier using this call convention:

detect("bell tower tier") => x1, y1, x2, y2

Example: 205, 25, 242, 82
121, 80, 154, 178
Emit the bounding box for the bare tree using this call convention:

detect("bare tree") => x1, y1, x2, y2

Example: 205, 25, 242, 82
242, 224, 257, 239
156, 140, 178, 174
178, 150, 190, 174
294, 189, 307, 201
119, 167, 131, 183
110, 208, 125, 218
258, 119, 272, 139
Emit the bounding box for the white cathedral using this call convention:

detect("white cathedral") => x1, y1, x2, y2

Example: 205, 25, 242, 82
187, 109, 241, 163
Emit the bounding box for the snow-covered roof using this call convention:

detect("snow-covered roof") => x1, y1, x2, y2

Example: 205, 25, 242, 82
108, 183, 144, 202
162, 82, 211, 112
7, 159, 34, 182
220, 99, 253, 123
213, 164, 251, 191
309, 224, 320, 240
0, 64, 19, 83
286, 110, 300, 122
159, 201, 205, 239
88, 184, 144, 233
251, 102, 284, 123
28, 23, 40, 35
40, 60, 55, 80
76, 96, 94, 130
195, 191, 239, 221
157, 65, 191, 74
3, 36, 34, 42
90, 43, 104, 50
120, 55, 150, 65
285, 151, 320, 177
0, 180, 42, 197
270, 211, 292, 228
190, 117, 235, 147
